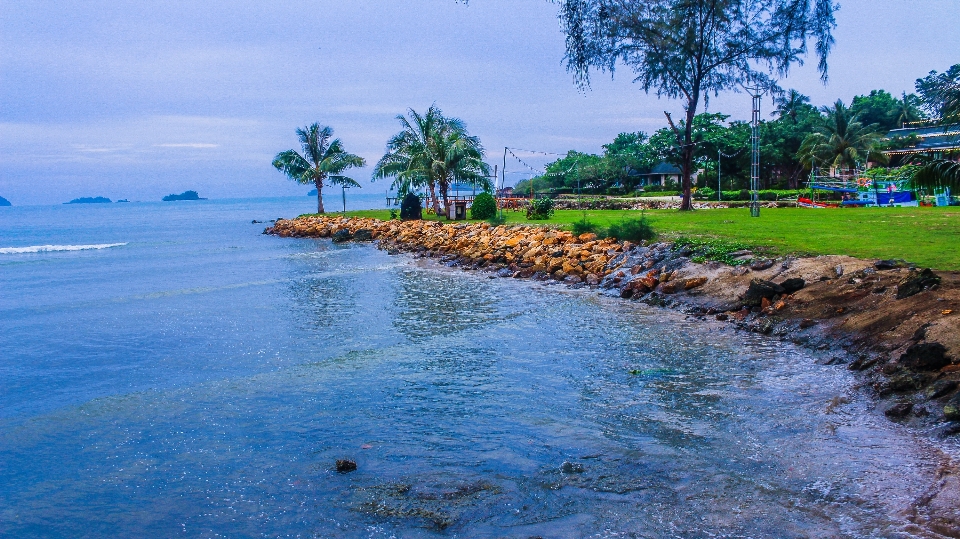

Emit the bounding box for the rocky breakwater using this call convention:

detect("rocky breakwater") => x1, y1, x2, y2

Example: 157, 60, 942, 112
266, 216, 624, 284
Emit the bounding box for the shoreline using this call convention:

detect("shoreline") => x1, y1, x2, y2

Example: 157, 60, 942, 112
266, 214, 960, 533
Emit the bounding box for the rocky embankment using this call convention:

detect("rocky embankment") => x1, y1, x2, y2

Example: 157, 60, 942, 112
266, 216, 960, 431
268, 214, 960, 533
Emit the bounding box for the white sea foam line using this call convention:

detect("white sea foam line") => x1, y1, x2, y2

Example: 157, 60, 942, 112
0, 243, 128, 254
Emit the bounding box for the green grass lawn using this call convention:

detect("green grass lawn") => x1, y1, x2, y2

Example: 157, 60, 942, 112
329, 207, 960, 270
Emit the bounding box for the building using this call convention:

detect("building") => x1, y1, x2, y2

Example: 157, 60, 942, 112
884, 121, 960, 160
636, 162, 685, 187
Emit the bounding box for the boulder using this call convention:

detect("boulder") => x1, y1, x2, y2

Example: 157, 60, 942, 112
899, 342, 951, 371
353, 229, 373, 241
896, 268, 941, 299
874, 259, 903, 270
927, 380, 959, 400
743, 279, 786, 307
884, 402, 914, 418
749, 259, 774, 271
331, 229, 353, 243
779, 278, 806, 294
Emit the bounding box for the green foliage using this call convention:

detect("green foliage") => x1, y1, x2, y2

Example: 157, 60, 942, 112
389, 208, 399, 220
571, 218, 602, 236
850, 89, 924, 133
607, 216, 655, 243
399, 193, 422, 220
916, 64, 960, 120
797, 100, 887, 171
487, 214, 507, 226
673, 237, 753, 266
470, 192, 497, 219
526, 197, 555, 220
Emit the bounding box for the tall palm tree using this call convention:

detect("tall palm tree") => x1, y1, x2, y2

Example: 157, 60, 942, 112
430, 120, 491, 212
372, 107, 444, 213
772, 89, 811, 123
797, 100, 887, 174
273, 124, 366, 214
373, 106, 490, 217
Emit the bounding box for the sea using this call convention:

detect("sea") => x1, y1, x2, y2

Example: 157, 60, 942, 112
0, 195, 953, 537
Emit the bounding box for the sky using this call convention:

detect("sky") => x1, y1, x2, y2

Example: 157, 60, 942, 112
1, 0, 958, 205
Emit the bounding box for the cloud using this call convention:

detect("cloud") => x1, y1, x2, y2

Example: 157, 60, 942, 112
155, 143, 219, 148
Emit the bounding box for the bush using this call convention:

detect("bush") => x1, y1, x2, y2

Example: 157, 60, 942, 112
673, 237, 752, 266
572, 218, 602, 236
399, 193, 422, 220
487, 214, 506, 226
470, 192, 497, 220
526, 197, 554, 220
607, 215, 655, 243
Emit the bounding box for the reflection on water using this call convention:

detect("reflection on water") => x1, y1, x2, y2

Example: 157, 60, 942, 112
0, 233, 950, 538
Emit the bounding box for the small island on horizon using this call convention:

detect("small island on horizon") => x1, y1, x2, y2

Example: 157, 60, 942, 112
162, 190, 205, 201
0, 195, 11, 206
66, 196, 112, 204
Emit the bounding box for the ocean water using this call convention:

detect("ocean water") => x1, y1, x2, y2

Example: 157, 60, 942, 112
0, 197, 950, 537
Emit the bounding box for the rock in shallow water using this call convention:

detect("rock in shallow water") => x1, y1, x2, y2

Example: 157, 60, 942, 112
336, 459, 357, 473
899, 343, 950, 371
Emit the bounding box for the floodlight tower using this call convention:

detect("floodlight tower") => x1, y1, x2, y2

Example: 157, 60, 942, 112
748, 88, 763, 217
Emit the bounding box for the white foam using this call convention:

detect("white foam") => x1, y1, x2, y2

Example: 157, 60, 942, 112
0, 243, 128, 254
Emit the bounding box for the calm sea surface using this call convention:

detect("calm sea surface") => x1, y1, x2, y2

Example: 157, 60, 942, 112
0, 197, 953, 537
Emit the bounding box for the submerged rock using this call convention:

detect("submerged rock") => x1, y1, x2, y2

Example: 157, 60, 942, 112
336, 459, 357, 473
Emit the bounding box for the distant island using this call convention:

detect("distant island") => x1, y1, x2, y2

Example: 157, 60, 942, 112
66, 196, 112, 204
0, 196, 10, 206
162, 190, 205, 201
308, 189, 318, 196
116, 199, 129, 203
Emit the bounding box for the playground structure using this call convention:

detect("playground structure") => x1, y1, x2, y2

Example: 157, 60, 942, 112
799, 167, 955, 208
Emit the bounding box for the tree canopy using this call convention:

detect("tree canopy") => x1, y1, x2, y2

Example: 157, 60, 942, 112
558, 0, 837, 210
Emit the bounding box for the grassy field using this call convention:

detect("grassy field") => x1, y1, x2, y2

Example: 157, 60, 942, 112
330, 207, 960, 270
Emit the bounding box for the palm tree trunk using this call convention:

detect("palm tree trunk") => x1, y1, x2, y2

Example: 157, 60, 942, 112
440, 179, 450, 219
428, 181, 441, 216
316, 180, 325, 214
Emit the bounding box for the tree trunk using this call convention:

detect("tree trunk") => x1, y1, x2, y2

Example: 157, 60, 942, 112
440, 179, 450, 219
680, 100, 698, 211
316, 179, 325, 214
428, 181, 441, 216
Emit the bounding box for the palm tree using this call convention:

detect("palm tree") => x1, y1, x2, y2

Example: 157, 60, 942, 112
374, 106, 490, 217
797, 100, 887, 174
273, 124, 366, 214
772, 89, 811, 123
430, 120, 491, 212
372, 107, 444, 213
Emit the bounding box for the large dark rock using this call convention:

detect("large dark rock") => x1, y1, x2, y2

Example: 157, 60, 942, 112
874, 259, 903, 270
743, 279, 786, 306
885, 402, 914, 418
896, 268, 941, 299
331, 229, 353, 243
352, 229, 373, 242
779, 278, 806, 294
899, 342, 951, 371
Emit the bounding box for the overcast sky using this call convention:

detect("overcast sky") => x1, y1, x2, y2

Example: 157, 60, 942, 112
1, 0, 958, 204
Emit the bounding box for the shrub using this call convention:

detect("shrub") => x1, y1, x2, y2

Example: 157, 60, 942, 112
470, 192, 497, 220
607, 215, 655, 243
389, 208, 399, 220
571, 218, 602, 236
738, 189, 750, 201
526, 197, 554, 220
487, 214, 506, 226
673, 237, 752, 266
399, 193, 422, 220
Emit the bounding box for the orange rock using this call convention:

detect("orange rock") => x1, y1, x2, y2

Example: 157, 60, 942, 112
684, 277, 708, 290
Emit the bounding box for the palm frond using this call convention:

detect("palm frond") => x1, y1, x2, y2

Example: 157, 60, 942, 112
272, 150, 314, 184
327, 175, 362, 188
913, 159, 960, 191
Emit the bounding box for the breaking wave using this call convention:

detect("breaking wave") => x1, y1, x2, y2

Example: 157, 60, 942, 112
0, 243, 128, 254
